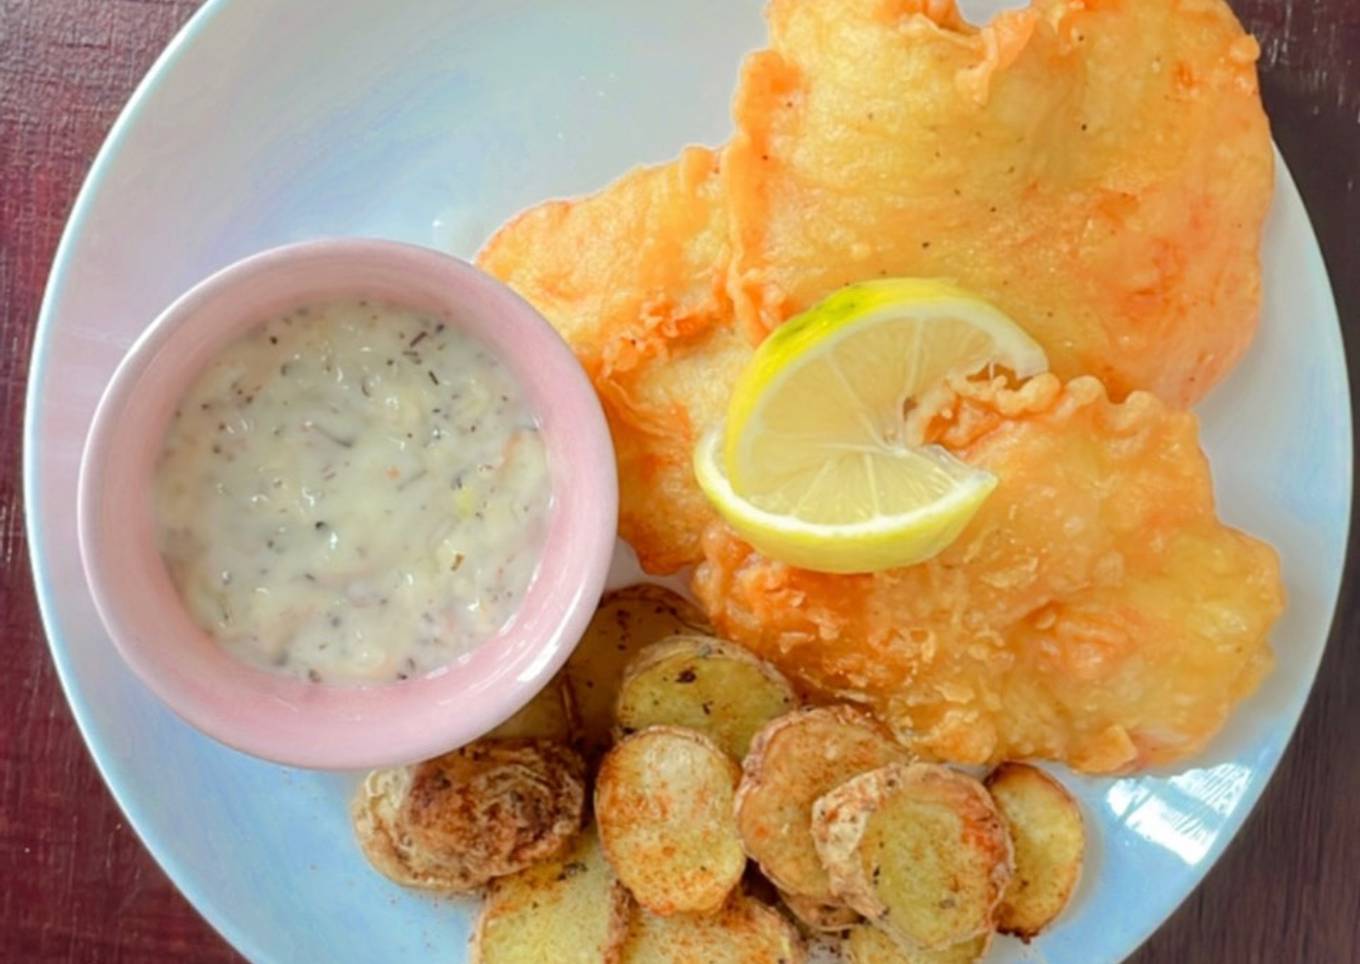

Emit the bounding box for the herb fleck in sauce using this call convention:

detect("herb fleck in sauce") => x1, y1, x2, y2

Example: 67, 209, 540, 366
154, 300, 551, 684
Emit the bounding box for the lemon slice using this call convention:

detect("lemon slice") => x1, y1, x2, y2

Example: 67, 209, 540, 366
695, 425, 995, 573
706, 279, 1047, 573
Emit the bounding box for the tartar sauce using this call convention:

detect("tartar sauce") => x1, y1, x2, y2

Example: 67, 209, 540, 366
154, 299, 551, 684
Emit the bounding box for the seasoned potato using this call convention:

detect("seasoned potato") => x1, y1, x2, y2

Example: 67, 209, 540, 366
595, 726, 746, 915
803, 934, 850, 963
736, 706, 911, 902
352, 739, 585, 892
984, 762, 1085, 940
812, 764, 1012, 951
779, 889, 861, 934
616, 635, 798, 759
566, 585, 711, 759
622, 895, 806, 963
845, 923, 991, 963
472, 828, 631, 964
487, 674, 575, 741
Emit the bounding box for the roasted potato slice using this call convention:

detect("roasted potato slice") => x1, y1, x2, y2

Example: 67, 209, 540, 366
622, 895, 806, 963
736, 706, 911, 902
779, 889, 861, 934
488, 674, 575, 741
566, 585, 711, 759
472, 827, 631, 964
845, 923, 991, 963
803, 934, 850, 963
616, 635, 798, 759
812, 763, 1012, 951
353, 739, 585, 892
984, 762, 1085, 940
596, 726, 745, 915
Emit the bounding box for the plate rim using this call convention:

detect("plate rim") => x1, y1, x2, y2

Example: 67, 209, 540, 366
21, 0, 270, 959
22, 2, 1354, 961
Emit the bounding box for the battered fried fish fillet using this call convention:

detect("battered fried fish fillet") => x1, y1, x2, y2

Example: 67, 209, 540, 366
479, 147, 746, 572
694, 375, 1283, 773
727, 0, 1272, 406
478, 0, 1272, 574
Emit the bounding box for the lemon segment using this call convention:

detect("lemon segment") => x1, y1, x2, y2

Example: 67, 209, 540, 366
725, 278, 1047, 494
694, 426, 997, 574
703, 278, 1047, 573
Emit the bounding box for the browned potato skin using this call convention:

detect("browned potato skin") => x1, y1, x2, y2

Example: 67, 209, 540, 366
845, 923, 992, 963
565, 585, 712, 760
615, 634, 799, 759
735, 705, 912, 902
779, 888, 861, 934
353, 739, 585, 893
472, 828, 631, 964
621, 894, 808, 963
812, 763, 1012, 951
984, 762, 1085, 941
487, 673, 576, 741
595, 726, 746, 916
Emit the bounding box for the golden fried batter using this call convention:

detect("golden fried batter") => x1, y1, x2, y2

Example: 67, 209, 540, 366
727, 0, 1272, 406
478, 0, 1273, 575
474, 0, 1282, 773
479, 147, 746, 572
694, 376, 1282, 773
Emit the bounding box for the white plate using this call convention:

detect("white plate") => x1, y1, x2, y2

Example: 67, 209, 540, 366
24, 1, 1350, 961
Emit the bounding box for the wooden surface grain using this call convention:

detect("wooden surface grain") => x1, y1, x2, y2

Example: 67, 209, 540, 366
1, 1, 1356, 961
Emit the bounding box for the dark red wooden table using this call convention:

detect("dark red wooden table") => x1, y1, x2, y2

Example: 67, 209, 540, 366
2, 2, 1356, 961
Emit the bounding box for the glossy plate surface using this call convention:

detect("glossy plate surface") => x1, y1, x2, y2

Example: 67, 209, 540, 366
24, 1, 1350, 961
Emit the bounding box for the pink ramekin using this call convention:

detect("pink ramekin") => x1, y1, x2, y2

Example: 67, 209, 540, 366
76, 239, 618, 770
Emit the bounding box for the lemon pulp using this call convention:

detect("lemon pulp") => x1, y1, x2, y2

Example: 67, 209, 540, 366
704, 279, 1047, 573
